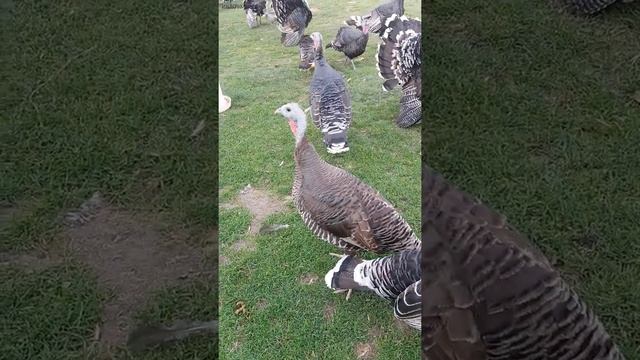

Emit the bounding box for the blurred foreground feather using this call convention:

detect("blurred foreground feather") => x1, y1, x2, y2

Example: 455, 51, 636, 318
127, 319, 218, 352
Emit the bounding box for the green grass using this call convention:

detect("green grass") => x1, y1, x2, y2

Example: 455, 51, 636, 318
0, 264, 102, 359
218, 1, 421, 358
425, 1, 640, 357
1, 1, 217, 358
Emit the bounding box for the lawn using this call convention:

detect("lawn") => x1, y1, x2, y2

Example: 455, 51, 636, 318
218, 0, 421, 358
425, 1, 640, 358
1, 1, 217, 359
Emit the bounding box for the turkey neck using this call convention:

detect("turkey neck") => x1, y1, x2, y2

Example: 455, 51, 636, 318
294, 137, 324, 171
313, 45, 327, 67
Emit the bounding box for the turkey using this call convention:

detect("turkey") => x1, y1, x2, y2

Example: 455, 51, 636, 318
273, 102, 420, 254
264, 0, 277, 23
347, 0, 404, 36
272, 0, 312, 46
308, 32, 352, 154
344, 15, 365, 31
568, 0, 635, 14
298, 35, 315, 70
326, 26, 369, 70
243, 0, 267, 28
376, 14, 421, 128
325, 249, 421, 328
421, 165, 626, 359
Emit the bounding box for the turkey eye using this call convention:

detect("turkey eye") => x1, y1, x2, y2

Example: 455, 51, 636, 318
286, 107, 291, 112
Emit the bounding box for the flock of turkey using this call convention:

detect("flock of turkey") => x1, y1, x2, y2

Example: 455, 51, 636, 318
244, 0, 423, 332
239, 0, 627, 358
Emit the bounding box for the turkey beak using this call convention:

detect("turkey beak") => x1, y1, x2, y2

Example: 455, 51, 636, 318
274, 107, 282, 115
325, 43, 331, 49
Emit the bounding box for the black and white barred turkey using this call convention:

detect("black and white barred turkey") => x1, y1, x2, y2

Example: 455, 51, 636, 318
308, 32, 353, 154
326, 26, 369, 70
346, 0, 404, 37
272, 0, 312, 47
243, 0, 267, 28
325, 249, 421, 329
273, 103, 420, 254
421, 165, 626, 359
376, 14, 421, 128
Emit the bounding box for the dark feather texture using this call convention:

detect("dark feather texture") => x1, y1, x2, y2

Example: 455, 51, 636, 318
421, 165, 625, 359
357, 0, 404, 36
309, 33, 353, 154
569, 0, 619, 13
273, 0, 312, 46
298, 35, 315, 70
325, 250, 421, 328
326, 26, 369, 61
244, 0, 266, 28
376, 14, 421, 127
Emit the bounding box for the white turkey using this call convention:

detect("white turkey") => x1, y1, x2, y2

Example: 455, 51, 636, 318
273, 102, 420, 254
308, 32, 352, 154
243, 0, 267, 29
346, 0, 404, 37
326, 26, 369, 70
376, 14, 421, 128
298, 34, 315, 70
421, 165, 626, 359
325, 249, 421, 329
272, 0, 312, 47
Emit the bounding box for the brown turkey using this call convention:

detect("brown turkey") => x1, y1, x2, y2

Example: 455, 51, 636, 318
298, 34, 315, 70
273, 102, 420, 254
421, 165, 626, 360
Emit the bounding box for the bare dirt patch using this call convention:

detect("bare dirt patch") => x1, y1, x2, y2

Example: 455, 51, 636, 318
323, 302, 336, 322
63, 193, 211, 349
0, 250, 60, 272
222, 185, 287, 236
298, 273, 319, 285
354, 327, 383, 360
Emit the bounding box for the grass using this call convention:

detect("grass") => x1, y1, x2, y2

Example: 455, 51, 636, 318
425, 1, 640, 357
218, 0, 421, 358
1, 1, 217, 358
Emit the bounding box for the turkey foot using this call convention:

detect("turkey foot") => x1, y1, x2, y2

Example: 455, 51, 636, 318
333, 288, 353, 301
